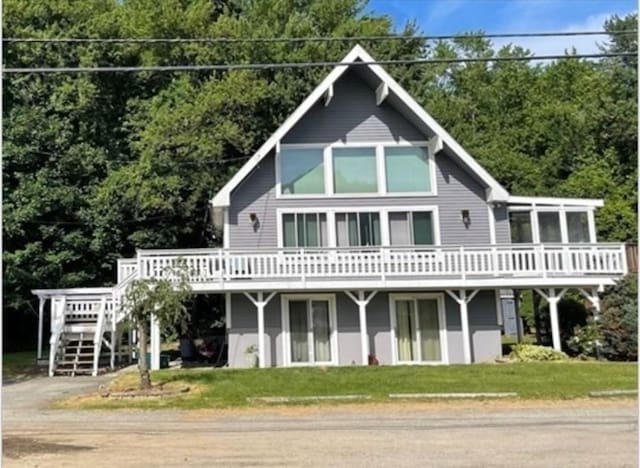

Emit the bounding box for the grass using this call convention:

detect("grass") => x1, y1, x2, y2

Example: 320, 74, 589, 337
58, 361, 638, 410
3, 351, 43, 379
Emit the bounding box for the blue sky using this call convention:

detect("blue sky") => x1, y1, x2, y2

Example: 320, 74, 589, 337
366, 0, 637, 54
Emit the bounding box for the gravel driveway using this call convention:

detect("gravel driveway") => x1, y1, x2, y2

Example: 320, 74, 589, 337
3, 375, 637, 467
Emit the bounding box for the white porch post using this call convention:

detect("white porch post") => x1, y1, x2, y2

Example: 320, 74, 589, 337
535, 288, 568, 352
37, 296, 45, 360
244, 292, 276, 369
445, 289, 479, 364
150, 314, 161, 370
345, 290, 378, 365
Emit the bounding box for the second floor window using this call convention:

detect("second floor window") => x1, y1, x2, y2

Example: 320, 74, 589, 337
283, 213, 327, 247
389, 211, 435, 246
336, 212, 381, 247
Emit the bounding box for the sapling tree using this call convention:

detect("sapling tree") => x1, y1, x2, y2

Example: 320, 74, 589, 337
122, 267, 192, 389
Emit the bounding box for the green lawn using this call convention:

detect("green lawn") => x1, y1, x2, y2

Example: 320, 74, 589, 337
3, 351, 42, 379
62, 361, 637, 410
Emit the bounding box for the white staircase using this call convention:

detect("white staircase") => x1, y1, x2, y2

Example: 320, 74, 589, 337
47, 259, 138, 377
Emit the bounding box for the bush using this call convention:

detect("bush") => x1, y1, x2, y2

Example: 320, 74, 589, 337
508, 344, 568, 362
568, 319, 601, 358
597, 274, 637, 361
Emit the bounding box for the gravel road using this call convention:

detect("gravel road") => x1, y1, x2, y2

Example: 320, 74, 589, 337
3, 376, 637, 467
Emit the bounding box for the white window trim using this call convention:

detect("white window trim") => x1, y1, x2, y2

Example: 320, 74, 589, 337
507, 205, 597, 243
388, 292, 449, 365
275, 140, 437, 199
281, 293, 338, 367
276, 206, 441, 248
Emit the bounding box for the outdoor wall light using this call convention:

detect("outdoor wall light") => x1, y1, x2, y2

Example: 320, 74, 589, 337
249, 213, 260, 231
461, 210, 471, 228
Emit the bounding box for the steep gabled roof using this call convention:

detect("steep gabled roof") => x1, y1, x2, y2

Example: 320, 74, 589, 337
211, 45, 510, 209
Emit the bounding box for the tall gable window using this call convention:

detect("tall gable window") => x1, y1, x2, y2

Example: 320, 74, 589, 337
280, 148, 324, 194
385, 147, 431, 193
332, 148, 378, 194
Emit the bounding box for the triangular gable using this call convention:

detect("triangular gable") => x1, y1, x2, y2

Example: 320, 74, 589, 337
211, 45, 509, 209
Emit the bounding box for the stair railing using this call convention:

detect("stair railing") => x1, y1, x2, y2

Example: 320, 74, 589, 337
92, 297, 107, 377
48, 296, 67, 377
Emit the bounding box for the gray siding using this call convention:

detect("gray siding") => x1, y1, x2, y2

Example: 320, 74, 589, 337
283, 70, 424, 144
494, 205, 511, 244
227, 290, 501, 368
228, 152, 490, 248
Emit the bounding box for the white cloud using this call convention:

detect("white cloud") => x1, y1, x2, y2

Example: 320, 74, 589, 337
492, 10, 636, 57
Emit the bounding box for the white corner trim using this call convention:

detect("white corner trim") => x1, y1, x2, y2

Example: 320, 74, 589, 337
375, 81, 389, 106
487, 204, 496, 245
211, 44, 510, 209
225, 293, 232, 329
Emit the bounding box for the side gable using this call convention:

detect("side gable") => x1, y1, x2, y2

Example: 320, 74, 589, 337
211, 45, 510, 212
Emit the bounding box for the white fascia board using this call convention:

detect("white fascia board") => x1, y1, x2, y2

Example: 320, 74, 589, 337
508, 196, 604, 208
211, 44, 510, 208
210, 48, 363, 208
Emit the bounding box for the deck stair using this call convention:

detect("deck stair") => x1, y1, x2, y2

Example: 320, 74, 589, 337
54, 332, 109, 376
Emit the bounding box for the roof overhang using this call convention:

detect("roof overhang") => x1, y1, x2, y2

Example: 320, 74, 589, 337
210, 44, 510, 215
507, 196, 604, 208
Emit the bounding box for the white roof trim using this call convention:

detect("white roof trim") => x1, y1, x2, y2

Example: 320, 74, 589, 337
508, 196, 604, 208
211, 44, 509, 208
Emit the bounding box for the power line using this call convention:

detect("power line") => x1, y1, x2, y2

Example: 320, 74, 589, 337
3, 29, 637, 44
3, 52, 636, 74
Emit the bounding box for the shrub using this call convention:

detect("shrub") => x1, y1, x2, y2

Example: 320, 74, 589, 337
508, 344, 568, 362
596, 274, 637, 361
568, 319, 601, 358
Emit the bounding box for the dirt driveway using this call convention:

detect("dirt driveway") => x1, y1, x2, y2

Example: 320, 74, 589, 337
3, 376, 637, 467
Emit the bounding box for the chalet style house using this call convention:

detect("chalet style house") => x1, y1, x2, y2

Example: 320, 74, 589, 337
33, 46, 627, 375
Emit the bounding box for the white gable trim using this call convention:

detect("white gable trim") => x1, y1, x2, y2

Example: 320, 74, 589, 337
211, 45, 509, 208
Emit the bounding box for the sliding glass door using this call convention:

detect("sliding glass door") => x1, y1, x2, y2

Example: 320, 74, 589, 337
286, 296, 335, 365
393, 296, 444, 363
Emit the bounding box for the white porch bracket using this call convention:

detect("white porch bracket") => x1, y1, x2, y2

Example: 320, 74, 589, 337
37, 295, 46, 360
445, 289, 479, 364
534, 288, 568, 352
375, 82, 389, 105
323, 84, 334, 106
344, 290, 378, 365
577, 287, 602, 318
243, 292, 277, 368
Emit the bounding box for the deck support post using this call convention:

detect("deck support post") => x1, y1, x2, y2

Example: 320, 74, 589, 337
345, 291, 378, 365
37, 296, 45, 360
150, 314, 161, 370
445, 289, 479, 364
535, 288, 568, 352
244, 292, 276, 368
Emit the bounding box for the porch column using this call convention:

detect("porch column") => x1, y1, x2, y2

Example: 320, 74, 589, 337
244, 292, 276, 368
535, 288, 568, 352
445, 289, 479, 364
150, 314, 161, 370
345, 291, 378, 365
37, 296, 45, 360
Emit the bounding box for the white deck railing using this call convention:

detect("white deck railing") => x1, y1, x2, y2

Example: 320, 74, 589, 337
136, 243, 627, 284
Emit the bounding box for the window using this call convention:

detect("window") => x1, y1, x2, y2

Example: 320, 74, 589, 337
567, 211, 590, 243
538, 211, 562, 243
282, 213, 327, 247
509, 211, 533, 243
335, 212, 381, 247
280, 148, 324, 194
333, 147, 378, 193
385, 146, 431, 193
389, 211, 435, 245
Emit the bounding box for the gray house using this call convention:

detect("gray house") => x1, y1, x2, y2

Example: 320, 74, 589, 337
34, 45, 627, 375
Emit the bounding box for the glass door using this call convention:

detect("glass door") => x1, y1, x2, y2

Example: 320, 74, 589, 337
394, 297, 442, 363
288, 298, 333, 365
